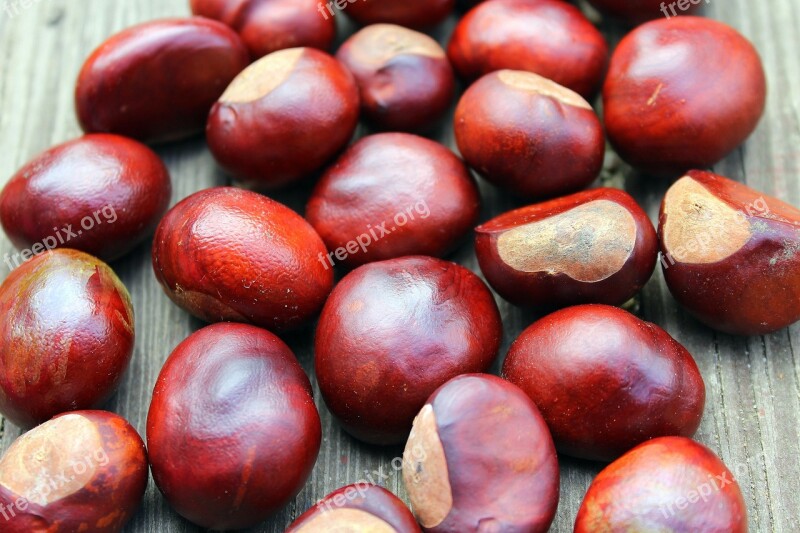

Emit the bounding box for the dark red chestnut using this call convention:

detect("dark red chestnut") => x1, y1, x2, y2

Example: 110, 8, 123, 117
147, 323, 321, 530
603, 17, 767, 174
447, 0, 608, 97
152, 187, 333, 332
189, 0, 336, 59
0, 134, 171, 262
315, 256, 502, 445
207, 47, 359, 187
402, 374, 559, 532
455, 70, 604, 199
307, 133, 479, 268
344, 0, 455, 29
586, 0, 702, 22
575, 437, 747, 532
76, 18, 249, 144
286, 484, 420, 532
0, 249, 134, 428
0, 411, 148, 533
659, 170, 800, 335
336, 24, 455, 132
475, 188, 658, 308
503, 304, 705, 462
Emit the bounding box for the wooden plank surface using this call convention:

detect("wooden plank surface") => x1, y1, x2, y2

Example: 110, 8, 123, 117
1, 0, 798, 531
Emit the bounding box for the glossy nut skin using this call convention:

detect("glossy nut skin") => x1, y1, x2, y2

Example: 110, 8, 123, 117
189, 0, 336, 59
336, 24, 455, 132
455, 70, 604, 199
475, 188, 658, 308
0, 249, 135, 428
0, 411, 148, 533
152, 187, 333, 332
447, 0, 609, 97
344, 0, 455, 29
503, 304, 706, 462
76, 18, 249, 144
659, 170, 800, 335
586, 0, 701, 22
286, 484, 421, 532
403, 374, 559, 532
147, 323, 321, 530
574, 437, 747, 532
307, 133, 480, 268
603, 17, 767, 174
207, 47, 359, 187
0, 134, 171, 262
315, 256, 503, 445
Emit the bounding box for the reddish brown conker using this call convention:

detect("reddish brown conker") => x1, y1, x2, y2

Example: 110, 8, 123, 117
586, 0, 702, 22
344, 0, 455, 29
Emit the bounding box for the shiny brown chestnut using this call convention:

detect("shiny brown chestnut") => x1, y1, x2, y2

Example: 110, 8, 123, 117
575, 437, 747, 532
152, 187, 333, 332
403, 374, 559, 532
315, 256, 503, 445
207, 47, 359, 187
0, 249, 134, 428
603, 17, 767, 174
447, 0, 608, 97
586, 0, 703, 22
0, 411, 148, 533
147, 323, 321, 530
475, 188, 658, 308
344, 0, 455, 29
76, 18, 249, 144
503, 304, 705, 462
307, 133, 480, 268
659, 170, 800, 335
0, 134, 171, 262
455, 70, 604, 199
336, 24, 455, 132
286, 484, 420, 532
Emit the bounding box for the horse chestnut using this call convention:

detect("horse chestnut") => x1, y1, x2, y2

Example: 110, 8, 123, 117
315, 256, 502, 445
147, 323, 321, 530
586, 0, 702, 22
344, 0, 455, 29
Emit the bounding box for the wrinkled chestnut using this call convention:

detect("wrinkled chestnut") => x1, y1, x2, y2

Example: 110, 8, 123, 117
286, 484, 420, 532
76, 18, 249, 143
0, 411, 148, 533
0, 249, 134, 428
336, 24, 454, 132
315, 256, 502, 445
0, 134, 171, 262
344, 0, 455, 29
503, 304, 705, 462
147, 323, 321, 530
475, 188, 658, 308
455, 70, 604, 199
152, 187, 333, 331
207, 47, 359, 187
603, 17, 767, 174
403, 374, 559, 532
659, 170, 800, 335
448, 0, 608, 97
587, 0, 702, 22
575, 437, 747, 532
307, 133, 479, 268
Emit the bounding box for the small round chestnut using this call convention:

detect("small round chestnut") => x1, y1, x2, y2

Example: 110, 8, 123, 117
659, 170, 800, 335
455, 70, 604, 199
447, 0, 609, 97
475, 188, 658, 308
0, 249, 135, 428
575, 437, 747, 532
0, 411, 148, 533
0, 134, 171, 261
76, 18, 250, 143
152, 187, 333, 332
344, 0, 455, 29
147, 323, 321, 530
206, 47, 359, 188
307, 133, 480, 268
503, 304, 706, 462
586, 0, 702, 22
336, 24, 455, 132
315, 256, 503, 445
603, 17, 767, 174
403, 374, 559, 532
286, 484, 420, 532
